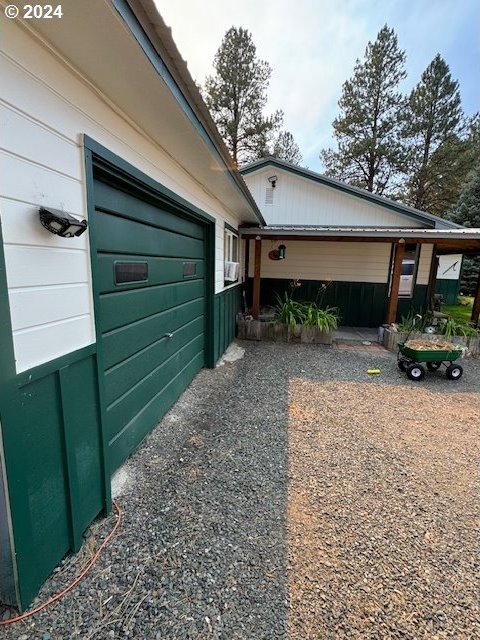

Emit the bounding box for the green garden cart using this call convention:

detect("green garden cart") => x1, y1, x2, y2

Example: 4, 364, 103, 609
397, 341, 464, 381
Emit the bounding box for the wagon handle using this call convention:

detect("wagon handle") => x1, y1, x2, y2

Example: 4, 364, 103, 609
405, 313, 422, 343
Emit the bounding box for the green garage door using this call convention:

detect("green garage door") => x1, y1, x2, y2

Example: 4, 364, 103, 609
93, 178, 206, 472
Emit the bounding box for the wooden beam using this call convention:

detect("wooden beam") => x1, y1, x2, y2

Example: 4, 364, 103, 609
385, 241, 405, 325
252, 237, 262, 319
240, 234, 480, 251
471, 268, 480, 326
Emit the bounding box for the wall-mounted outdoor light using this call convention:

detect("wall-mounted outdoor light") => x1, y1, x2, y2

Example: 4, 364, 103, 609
268, 175, 277, 188
268, 244, 287, 261
39, 207, 88, 238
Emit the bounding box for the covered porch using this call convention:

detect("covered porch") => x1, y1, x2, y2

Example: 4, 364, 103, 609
240, 226, 480, 327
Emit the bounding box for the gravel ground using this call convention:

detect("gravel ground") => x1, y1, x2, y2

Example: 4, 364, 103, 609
1, 341, 479, 639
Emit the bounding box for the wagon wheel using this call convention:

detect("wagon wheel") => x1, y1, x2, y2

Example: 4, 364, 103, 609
445, 363, 463, 380
426, 362, 441, 372
397, 357, 410, 371
406, 363, 425, 381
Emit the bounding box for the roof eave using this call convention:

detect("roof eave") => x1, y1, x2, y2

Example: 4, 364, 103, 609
122, 0, 266, 225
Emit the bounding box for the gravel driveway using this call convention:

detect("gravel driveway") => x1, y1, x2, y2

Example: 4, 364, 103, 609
2, 341, 479, 639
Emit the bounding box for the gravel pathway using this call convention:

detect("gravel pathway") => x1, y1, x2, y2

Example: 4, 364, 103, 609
1, 341, 479, 639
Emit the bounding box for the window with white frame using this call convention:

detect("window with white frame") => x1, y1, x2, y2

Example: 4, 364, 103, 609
224, 226, 239, 284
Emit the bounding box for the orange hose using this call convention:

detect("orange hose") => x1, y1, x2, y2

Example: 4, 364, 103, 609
0, 499, 122, 626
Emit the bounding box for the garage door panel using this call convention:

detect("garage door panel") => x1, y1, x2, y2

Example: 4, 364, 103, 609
96, 211, 204, 258
108, 351, 204, 472
100, 279, 205, 332
102, 298, 204, 370
93, 175, 207, 473
96, 254, 205, 294
93, 181, 205, 240
105, 334, 204, 442
104, 316, 204, 406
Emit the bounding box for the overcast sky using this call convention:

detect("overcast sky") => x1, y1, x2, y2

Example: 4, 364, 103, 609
155, 0, 479, 172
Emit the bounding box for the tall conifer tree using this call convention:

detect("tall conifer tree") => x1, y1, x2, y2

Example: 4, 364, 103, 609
321, 26, 407, 195
204, 27, 282, 166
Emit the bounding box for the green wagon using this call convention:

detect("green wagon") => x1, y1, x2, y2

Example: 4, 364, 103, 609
397, 341, 464, 381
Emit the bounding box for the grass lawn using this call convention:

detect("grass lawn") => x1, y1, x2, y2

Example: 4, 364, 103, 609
442, 296, 474, 322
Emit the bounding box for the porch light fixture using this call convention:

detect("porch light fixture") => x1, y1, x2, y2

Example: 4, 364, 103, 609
268, 175, 277, 188
39, 207, 88, 238
278, 244, 286, 259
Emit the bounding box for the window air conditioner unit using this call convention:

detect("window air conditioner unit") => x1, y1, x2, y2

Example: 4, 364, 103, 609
224, 261, 239, 282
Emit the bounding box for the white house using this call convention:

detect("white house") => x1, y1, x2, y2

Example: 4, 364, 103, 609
240, 158, 480, 326
0, 0, 261, 609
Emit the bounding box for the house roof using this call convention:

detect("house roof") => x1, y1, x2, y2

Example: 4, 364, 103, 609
128, 0, 265, 224
241, 157, 460, 230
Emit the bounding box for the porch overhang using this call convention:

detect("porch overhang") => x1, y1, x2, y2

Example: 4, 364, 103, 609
240, 226, 480, 324
240, 226, 480, 255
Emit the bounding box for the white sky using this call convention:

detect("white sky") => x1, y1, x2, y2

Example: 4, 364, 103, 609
155, 0, 480, 171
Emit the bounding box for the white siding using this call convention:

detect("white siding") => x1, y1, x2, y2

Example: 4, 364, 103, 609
1, 20, 242, 372
437, 254, 462, 280
243, 168, 424, 228
248, 241, 392, 284
416, 244, 434, 286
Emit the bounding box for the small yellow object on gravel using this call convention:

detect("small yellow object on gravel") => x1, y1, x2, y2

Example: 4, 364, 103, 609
367, 369, 381, 374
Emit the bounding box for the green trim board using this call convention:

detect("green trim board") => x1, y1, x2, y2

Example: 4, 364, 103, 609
241, 158, 461, 230
0, 220, 18, 607
436, 279, 461, 305
214, 285, 242, 363
246, 278, 428, 327
224, 221, 239, 235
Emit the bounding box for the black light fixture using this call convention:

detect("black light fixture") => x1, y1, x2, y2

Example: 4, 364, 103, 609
268, 175, 277, 188
39, 207, 88, 238
278, 244, 286, 259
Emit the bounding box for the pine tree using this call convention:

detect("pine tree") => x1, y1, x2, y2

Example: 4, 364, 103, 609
401, 54, 463, 213
204, 27, 282, 166
320, 25, 407, 195
447, 167, 480, 228
447, 167, 480, 297
268, 131, 302, 165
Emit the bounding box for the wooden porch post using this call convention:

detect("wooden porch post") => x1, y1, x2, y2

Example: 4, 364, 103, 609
252, 236, 262, 319
385, 240, 405, 324
426, 244, 438, 311
471, 268, 480, 326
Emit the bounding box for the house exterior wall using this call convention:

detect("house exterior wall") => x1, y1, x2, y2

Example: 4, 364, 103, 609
248, 240, 392, 283
246, 239, 433, 326
242, 168, 425, 228
1, 18, 241, 374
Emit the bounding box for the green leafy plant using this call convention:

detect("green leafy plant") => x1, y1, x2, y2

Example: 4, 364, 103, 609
439, 317, 479, 339
273, 292, 306, 328
303, 304, 339, 331
274, 279, 340, 331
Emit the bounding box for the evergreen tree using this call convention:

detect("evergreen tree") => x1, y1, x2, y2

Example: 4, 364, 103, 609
268, 131, 302, 165
447, 167, 480, 228
204, 27, 282, 166
320, 25, 407, 195
401, 54, 463, 213
447, 168, 480, 297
